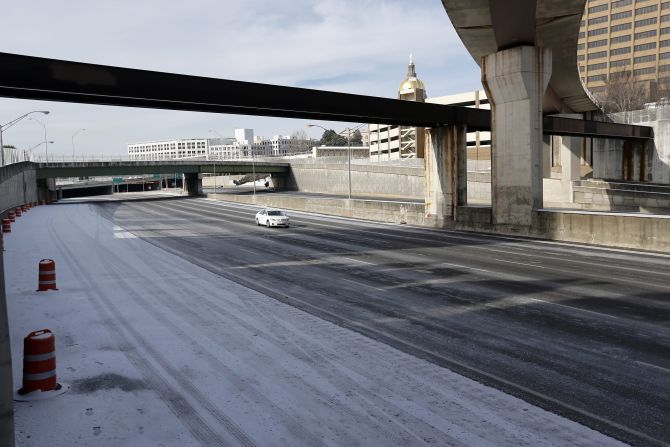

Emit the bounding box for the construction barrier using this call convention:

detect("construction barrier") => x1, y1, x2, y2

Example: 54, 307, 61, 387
15, 207, 22, 217
37, 259, 58, 291
40, 200, 46, 206
8, 211, 16, 222
21, 205, 28, 212
19, 329, 58, 395
2, 218, 10, 233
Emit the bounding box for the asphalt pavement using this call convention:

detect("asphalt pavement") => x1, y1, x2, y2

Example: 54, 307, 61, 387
93, 196, 670, 447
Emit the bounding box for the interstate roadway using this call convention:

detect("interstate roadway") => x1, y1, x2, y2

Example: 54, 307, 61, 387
93, 196, 670, 446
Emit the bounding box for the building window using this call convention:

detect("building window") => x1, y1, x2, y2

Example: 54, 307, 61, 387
610, 46, 631, 56
610, 70, 632, 80
612, 0, 632, 8
635, 17, 658, 27
587, 74, 607, 82
661, 52, 670, 60
611, 34, 632, 44
611, 22, 632, 32
635, 42, 657, 51
660, 64, 670, 72
588, 50, 607, 59
578, 43, 586, 50
610, 58, 631, 67
588, 62, 608, 70
634, 54, 656, 63
611, 10, 632, 20
636, 30, 657, 39
634, 67, 656, 76
578, 54, 586, 61
588, 16, 608, 25
662, 39, 670, 47
588, 4, 608, 13
635, 5, 658, 15
588, 27, 608, 36
588, 39, 608, 48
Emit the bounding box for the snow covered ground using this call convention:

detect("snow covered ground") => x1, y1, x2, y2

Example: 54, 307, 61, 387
5, 200, 627, 446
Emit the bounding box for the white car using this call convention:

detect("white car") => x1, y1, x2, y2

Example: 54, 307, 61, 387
256, 209, 290, 228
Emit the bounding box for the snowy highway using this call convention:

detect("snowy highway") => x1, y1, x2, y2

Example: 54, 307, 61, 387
5, 195, 669, 446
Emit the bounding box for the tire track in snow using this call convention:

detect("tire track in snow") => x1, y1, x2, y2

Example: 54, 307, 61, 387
47, 211, 251, 447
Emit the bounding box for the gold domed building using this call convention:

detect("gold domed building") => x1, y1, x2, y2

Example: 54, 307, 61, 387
370, 55, 426, 159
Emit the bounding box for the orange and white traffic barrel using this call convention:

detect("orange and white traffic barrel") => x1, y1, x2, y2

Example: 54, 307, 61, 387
18, 329, 60, 395
8, 211, 16, 222
21, 205, 28, 212
15, 207, 22, 217
37, 259, 58, 291
2, 219, 10, 233
19, 330, 58, 394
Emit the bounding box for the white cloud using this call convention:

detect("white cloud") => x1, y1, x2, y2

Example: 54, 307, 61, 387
0, 0, 481, 155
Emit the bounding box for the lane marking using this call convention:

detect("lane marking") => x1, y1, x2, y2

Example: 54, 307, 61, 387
527, 298, 622, 321
342, 257, 375, 266
634, 360, 670, 374
341, 278, 384, 291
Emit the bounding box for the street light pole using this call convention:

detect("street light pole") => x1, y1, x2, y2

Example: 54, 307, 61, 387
71, 128, 86, 160
0, 110, 49, 166
307, 123, 364, 200
30, 117, 49, 161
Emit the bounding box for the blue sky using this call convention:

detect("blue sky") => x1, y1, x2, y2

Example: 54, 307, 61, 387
0, 0, 481, 155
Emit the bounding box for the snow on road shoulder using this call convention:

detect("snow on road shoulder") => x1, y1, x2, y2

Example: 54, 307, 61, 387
4, 202, 628, 446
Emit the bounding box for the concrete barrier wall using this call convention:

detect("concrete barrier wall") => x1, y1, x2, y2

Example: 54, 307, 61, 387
0, 162, 38, 215
539, 210, 670, 252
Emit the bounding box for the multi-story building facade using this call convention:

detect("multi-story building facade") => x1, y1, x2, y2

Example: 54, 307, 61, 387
128, 129, 313, 161
128, 138, 209, 160
578, 0, 670, 95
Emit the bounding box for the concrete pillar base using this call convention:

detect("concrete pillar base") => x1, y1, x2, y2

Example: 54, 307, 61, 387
184, 173, 203, 196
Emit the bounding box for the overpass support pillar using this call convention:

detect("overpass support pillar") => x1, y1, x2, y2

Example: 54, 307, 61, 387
424, 125, 467, 223
483, 46, 552, 226
560, 136, 581, 203
270, 174, 286, 190
184, 173, 202, 196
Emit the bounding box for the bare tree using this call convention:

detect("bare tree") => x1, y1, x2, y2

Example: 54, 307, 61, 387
291, 129, 309, 141
593, 70, 649, 115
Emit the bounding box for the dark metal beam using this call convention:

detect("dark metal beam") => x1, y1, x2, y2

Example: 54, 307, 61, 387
0, 52, 491, 130
543, 116, 653, 140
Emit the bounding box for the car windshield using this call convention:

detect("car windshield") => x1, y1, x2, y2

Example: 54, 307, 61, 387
267, 211, 284, 216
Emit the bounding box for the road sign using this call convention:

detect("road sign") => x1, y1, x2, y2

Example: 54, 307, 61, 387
152, 174, 160, 179
112, 177, 124, 184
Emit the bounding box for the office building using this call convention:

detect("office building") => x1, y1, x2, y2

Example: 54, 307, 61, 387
578, 0, 670, 95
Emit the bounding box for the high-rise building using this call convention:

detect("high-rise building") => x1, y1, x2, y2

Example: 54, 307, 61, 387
369, 55, 426, 159
578, 0, 670, 96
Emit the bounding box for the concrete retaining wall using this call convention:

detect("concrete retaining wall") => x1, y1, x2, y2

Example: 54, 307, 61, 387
0, 162, 38, 215
287, 163, 425, 199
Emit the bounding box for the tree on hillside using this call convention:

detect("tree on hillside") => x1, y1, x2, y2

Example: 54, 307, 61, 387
350, 129, 363, 146
319, 129, 348, 146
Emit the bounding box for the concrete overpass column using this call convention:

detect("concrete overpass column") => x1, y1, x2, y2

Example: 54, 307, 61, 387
560, 136, 581, 203
184, 173, 202, 196
482, 46, 552, 226
424, 125, 466, 222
